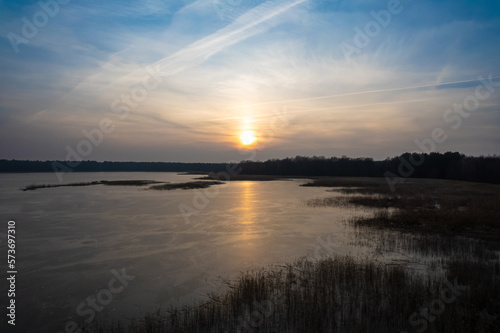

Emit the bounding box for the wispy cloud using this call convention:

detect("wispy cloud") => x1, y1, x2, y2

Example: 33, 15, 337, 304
0, 0, 499, 161
227, 77, 500, 109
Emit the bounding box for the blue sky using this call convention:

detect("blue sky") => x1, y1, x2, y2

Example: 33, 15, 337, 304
0, 0, 499, 162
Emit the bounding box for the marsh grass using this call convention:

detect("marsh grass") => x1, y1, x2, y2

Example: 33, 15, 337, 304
21, 180, 162, 191
197, 174, 290, 181
101, 180, 163, 186
90, 253, 499, 333
301, 177, 390, 195
348, 227, 499, 260
147, 181, 224, 190
303, 178, 500, 241
22, 181, 101, 191
21, 180, 224, 191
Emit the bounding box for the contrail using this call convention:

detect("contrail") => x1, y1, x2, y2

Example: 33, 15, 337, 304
227, 76, 500, 109
152, 0, 307, 77
57, 0, 306, 100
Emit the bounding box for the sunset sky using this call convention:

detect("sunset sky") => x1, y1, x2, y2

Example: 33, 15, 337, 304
1, 0, 499, 162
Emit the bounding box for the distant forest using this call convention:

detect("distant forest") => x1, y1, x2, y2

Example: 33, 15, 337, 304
1, 152, 499, 184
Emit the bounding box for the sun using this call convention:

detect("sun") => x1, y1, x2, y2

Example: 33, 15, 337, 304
240, 130, 257, 146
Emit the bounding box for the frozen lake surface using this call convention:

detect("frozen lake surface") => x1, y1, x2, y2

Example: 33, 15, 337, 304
0, 172, 375, 332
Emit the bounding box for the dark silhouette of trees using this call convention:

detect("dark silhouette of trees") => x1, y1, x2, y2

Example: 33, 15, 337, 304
235, 152, 500, 184
1, 152, 499, 184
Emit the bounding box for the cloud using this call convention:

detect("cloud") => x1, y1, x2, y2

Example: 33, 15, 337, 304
0, 0, 499, 161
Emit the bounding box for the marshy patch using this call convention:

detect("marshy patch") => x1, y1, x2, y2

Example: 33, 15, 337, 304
302, 177, 500, 241
301, 177, 389, 195
90, 253, 499, 333
147, 181, 224, 190
197, 174, 287, 181
21, 180, 163, 191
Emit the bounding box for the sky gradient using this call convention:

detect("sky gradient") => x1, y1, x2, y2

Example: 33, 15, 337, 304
1, 0, 499, 162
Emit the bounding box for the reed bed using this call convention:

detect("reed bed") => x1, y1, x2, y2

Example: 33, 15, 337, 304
147, 181, 224, 190
86, 253, 498, 333
303, 178, 500, 241
21, 180, 224, 191
21, 180, 162, 191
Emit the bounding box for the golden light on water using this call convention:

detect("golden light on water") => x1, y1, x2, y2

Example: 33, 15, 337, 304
240, 130, 257, 146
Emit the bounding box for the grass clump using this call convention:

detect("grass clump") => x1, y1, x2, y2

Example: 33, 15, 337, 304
197, 174, 289, 181
21, 180, 162, 191
100, 180, 162, 186
22, 181, 101, 191
147, 181, 224, 190
301, 177, 389, 194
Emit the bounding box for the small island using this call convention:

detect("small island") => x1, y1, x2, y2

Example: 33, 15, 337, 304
21, 180, 224, 191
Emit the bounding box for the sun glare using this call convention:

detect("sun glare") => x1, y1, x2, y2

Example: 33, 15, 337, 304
240, 130, 257, 146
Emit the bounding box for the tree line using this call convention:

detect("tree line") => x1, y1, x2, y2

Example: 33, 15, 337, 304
237, 152, 500, 184
1, 152, 499, 184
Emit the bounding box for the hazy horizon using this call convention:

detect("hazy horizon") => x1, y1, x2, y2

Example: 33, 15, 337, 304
2, 150, 500, 164
1, 0, 500, 163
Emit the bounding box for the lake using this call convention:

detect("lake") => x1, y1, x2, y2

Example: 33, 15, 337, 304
0, 172, 378, 332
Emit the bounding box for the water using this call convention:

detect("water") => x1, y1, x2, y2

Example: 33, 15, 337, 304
0, 172, 373, 332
